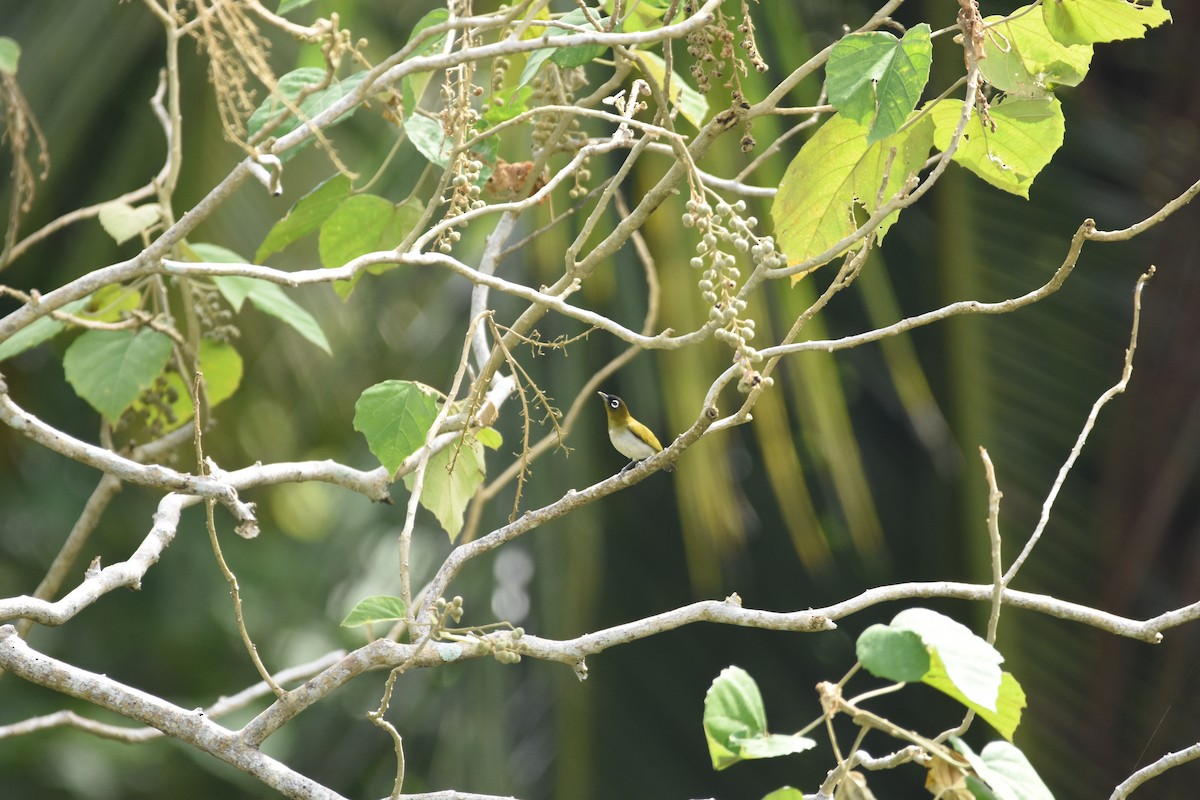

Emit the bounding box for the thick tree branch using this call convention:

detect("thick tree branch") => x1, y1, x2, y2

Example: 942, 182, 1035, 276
0, 626, 349, 800
0, 650, 344, 742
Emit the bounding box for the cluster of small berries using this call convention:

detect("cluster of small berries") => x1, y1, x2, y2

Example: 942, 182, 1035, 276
683, 197, 778, 393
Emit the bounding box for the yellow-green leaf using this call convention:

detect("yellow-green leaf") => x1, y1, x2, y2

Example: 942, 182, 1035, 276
133, 339, 244, 433
924, 651, 1026, 741
340, 595, 407, 627
1043, 0, 1171, 46
0, 37, 20, 76
930, 95, 1065, 199
772, 111, 934, 277
701, 665, 817, 770
81, 285, 142, 323
98, 202, 161, 245
475, 427, 503, 449
703, 665, 769, 770
762, 790, 807, 800
403, 436, 487, 541
983, 5, 1094, 94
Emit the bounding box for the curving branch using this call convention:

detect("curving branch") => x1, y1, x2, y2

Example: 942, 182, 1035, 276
0, 386, 259, 535
0, 494, 187, 626
1110, 743, 1200, 800
222, 575, 1195, 747
0, 457, 391, 627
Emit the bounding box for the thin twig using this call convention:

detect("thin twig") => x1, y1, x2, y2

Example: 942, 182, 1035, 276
399, 312, 491, 615
981, 448, 1004, 643
194, 373, 284, 698
1003, 267, 1155, 585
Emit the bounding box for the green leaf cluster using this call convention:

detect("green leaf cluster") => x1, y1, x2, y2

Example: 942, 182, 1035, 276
247, 67, 370, 159
703, 609, 1046, 798
702, 666, 816, 771
773, 0, 1170, 273
0, 263, 255, 429
353, 379, 502, 540
255, 175, 423, 299
857, 608, 1025, 740
481, 6, 707, 137
189, 242, 331, 355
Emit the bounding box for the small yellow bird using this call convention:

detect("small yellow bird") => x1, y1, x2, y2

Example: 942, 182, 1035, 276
597, 391, 675, 472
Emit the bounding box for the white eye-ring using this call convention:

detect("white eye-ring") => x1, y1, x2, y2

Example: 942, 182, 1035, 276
609, 398, 619, 409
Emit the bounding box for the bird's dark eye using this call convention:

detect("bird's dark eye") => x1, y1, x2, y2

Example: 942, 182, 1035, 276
609, 399, 619, 409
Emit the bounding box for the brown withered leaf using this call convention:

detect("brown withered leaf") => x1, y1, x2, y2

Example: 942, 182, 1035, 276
485, 158, 545, 200
925, 753, 975, 800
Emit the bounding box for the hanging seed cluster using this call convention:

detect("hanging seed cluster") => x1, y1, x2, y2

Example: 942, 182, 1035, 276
683, 0, 767, 152
194, 281, 240, 344
526, 65, 591, 197
736, 0, 768, 75
529, 65, 588, 155
486, 51, 511, 114
436, 61, 487, 253
684, 0, 768, 92
683, 197, 778, 393
119, 372, 182, 437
